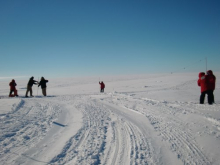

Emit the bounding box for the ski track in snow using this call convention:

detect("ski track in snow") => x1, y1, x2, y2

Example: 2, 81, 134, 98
48, 92, 218, 165
1, 74, 220, 165
48, 95, 157, 165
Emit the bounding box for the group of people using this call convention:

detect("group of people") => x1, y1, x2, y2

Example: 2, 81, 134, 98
9, 77, 49, 97
8, 73, 217, 105
9, 78, 105, 98
198, 70, 216, 104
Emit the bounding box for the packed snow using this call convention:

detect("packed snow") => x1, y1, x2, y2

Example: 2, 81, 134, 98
0, 72, 220, 165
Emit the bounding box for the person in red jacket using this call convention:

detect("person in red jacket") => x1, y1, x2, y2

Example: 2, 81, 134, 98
197, 72, 210, 104
99, 81, 105, 93
206, 70, 216, 104
9, 79, 18, 97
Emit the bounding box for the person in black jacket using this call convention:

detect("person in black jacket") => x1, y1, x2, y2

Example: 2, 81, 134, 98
38, 77, 49, 96
25, 77, 38, 97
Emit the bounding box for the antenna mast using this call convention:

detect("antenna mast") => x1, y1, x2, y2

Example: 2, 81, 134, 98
206, 57, 207, 72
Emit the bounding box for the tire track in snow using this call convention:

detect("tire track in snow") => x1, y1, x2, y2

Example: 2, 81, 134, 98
108, 118, 130, 165
49, 96, 110, 165
96, 97, 156, 165
50, 95, 156, 165
103, 92, 212, 164
142, 101, 212, 164
102, 101, 169, 165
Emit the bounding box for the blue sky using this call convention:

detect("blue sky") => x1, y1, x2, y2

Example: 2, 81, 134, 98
0, 0, 220, 78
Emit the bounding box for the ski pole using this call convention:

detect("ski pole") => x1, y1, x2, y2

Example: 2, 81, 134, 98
37, 77, 39, 96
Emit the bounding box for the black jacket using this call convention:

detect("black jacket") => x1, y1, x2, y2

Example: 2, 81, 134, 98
28, 78, 37, 87
38, 80, 48, 89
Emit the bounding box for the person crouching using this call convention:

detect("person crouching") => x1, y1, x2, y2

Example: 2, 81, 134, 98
9, 79, 18, 97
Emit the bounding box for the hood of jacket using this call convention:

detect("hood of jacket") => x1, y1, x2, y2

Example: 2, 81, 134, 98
207, 70, 213, 75
198, 72, 205, 78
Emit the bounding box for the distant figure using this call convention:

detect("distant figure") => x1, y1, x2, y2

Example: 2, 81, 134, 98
99, 81, 105, 93
38, 77, 49, 96
9, 79, 18, 97
206, 70, 216, 104
197, 72, 211, 104
25, 77, 38, 97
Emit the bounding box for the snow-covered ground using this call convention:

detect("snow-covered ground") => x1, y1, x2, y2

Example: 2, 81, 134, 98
0, 72, 220, 165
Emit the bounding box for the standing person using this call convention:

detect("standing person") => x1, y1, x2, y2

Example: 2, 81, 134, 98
38, 77, 49, 96
206, 70, 216, 104
197, 72, 211, 104
25, 77, 38, 97
9, 79, 18, 97
99, 81, 105, 93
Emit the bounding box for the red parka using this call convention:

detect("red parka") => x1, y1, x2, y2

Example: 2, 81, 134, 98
99, 82, 105, 89
197, 72, 208, 93
9, 79, 17, 90
206, 70, 216, 90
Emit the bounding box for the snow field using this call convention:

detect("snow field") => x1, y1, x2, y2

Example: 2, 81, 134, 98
0, 72, 220, 165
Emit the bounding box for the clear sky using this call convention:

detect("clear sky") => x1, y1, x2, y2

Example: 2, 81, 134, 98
1, 0, 220, 78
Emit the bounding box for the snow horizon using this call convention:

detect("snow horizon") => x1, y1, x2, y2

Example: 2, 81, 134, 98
0, 71, 216, 81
